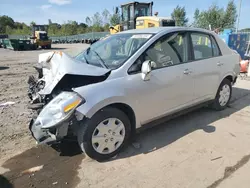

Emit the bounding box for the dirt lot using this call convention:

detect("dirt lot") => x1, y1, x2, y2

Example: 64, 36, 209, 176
1, 44, 250, 188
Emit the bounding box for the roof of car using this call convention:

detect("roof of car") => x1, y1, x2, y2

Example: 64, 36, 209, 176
120, 27, 216, 35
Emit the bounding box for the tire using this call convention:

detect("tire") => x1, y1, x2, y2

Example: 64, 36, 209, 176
46, 44, 51, 49
212, 79, 232, 111
77, 107, 131, 161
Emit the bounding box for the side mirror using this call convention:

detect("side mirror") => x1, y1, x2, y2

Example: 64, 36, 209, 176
141, 60, 152, 81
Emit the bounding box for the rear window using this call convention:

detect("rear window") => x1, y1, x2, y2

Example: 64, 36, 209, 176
191, 32, 221, 60
191, 33, 213, 60
210, 36, 221, 56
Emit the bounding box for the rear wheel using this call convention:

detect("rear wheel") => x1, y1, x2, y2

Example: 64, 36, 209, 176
77, 107, 131, 161
46, 44, 51, 49
212, 79, 232, 111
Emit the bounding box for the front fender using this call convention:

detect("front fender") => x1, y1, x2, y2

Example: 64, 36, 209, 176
73, 81, 137, 119
76, 96, 133, 118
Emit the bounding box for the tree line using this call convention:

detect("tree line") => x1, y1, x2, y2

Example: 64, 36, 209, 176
0, 0, 249, 36
0, 8, 120, 36
172, 0, 240, 30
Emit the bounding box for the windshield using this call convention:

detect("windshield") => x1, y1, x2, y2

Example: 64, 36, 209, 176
122, 5, 129, 21
75, 33, 153, 69
39, 33, 48, 40
135, 6, 150, 17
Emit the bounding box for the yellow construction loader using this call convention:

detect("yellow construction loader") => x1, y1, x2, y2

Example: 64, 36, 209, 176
31, 25, 52, 49
110, 1, 175, 34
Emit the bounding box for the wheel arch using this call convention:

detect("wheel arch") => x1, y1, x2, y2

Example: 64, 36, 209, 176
105, 103, 136, 137
220, 72, 237, 85
213, 73, 235, 99
223, 75, 233, 82
76, 97, 138, 135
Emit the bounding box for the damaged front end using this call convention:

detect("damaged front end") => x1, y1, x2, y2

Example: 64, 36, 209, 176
29, 91, 84, 144
28, 51, 110, 144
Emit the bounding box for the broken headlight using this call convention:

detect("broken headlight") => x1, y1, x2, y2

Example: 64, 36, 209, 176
34, 92, 84, 129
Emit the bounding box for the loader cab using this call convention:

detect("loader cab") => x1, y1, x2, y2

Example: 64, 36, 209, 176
31, 25, 49, 40
121, 1, 153, 31
109, 1, 175, 34
31, 24, 52, 49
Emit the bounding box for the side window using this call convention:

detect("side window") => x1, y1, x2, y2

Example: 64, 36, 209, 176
128, 32, 188, 74
210, 36, 221, 57
191, 33, 213, 60
145, 32, 188, 69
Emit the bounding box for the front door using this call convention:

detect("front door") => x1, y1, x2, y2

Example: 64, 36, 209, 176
128, 31, 196, 124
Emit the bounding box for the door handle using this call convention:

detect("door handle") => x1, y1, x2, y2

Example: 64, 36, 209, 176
183, 69, 191, 75
217, 62, 223, 66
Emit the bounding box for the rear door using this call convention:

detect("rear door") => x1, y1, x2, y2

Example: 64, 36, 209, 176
189, 32, 222, 101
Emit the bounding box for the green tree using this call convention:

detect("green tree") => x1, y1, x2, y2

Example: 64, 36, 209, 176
222, 0, 237, 29
193, 1, 237, 31
0, 15, 15, 33
48, 24, 59, 35
92, 12, 103, 27
171, 6, 188, 26
79, 22, 87, 29
193, 4, 224, 29
85, 16, 92, 26
192, 9, 200, 27
5, 25, 13, 34
102, 9, 111, 25
110, 7, 120, 26
30, 21, 36, 27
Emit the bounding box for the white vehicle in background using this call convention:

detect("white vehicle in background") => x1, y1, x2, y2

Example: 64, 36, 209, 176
28, 27, 240, 161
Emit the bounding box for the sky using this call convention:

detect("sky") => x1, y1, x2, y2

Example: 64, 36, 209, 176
0, 0, 249, 29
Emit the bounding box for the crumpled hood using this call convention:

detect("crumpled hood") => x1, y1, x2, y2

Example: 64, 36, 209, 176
37, 51, 110, 95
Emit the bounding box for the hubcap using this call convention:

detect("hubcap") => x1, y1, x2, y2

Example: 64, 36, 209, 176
219, 84, 230, 106
92, 118, 125, 154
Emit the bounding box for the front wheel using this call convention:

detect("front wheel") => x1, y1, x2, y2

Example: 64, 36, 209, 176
212, 79, 232, 111
77, 107, 131, 161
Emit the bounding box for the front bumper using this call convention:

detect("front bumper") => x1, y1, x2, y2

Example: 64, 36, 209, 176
29, 119, 69, 144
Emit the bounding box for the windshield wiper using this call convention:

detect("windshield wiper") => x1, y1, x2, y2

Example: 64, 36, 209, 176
92, 50, 108, 69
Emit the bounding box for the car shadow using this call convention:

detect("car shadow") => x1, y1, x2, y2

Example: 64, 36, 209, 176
0, 175, 13, 188
109, 87, 250, 161
0, 66, 9, 70
51, 139, 82, 157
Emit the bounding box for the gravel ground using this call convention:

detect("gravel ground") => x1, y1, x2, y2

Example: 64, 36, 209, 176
0, 44, 88, 163
1, 44, 250, 188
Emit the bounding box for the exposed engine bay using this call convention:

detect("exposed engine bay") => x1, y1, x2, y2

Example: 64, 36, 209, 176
27, 51, 110, 113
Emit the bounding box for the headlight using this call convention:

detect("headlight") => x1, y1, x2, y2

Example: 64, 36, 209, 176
34, 92, 84, 129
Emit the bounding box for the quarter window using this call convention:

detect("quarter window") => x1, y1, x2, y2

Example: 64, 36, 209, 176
191, 33, 213, 60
